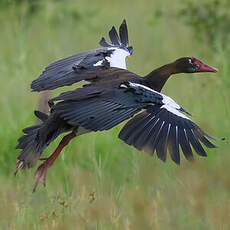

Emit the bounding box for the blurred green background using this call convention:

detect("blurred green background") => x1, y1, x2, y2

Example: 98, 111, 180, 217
0, 0, 230, 229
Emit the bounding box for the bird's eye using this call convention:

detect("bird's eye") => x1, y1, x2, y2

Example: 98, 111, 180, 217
195, 64, 200, 70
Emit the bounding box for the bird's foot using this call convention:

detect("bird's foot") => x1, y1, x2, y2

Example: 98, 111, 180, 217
14, 160, 24, 176
33, 161, 50, 192
32, 132, 76, 192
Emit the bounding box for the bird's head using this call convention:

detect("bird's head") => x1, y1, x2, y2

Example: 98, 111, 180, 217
174, 57, 218, 73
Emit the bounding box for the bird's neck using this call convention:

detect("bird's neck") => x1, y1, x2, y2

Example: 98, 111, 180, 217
143, 62, 179, 92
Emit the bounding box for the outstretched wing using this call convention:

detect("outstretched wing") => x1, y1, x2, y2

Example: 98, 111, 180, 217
51, 81, 170, 131
119, 105, 216, 164
31, 20, 133, 92
52, 80, 216, 164
31, 48, 112, 91
52, 89, 142, 131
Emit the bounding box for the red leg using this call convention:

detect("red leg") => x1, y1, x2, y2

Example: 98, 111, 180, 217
33, 131, 76, 192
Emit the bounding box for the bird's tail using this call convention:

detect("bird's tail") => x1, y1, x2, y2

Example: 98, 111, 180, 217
15, 111, 65, 172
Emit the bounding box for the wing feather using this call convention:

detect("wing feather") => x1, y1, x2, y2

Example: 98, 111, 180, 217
119, 105, 216, 163
31, 49, 112, 91
119, 19, 129, 46
109, 26, 121, 46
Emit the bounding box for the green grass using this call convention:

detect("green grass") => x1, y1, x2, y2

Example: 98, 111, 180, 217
0, 0, 230, 229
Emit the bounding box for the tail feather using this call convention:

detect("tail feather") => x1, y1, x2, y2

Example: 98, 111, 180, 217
22, 125, 40, 134
16, 124, 43, 168
16, 130, 39, 150
16, 111, 66, 169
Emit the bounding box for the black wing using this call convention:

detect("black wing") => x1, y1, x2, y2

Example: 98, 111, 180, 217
51, 81, 168, 131
119, 105, 216, 164
109, 26, 121, 46
31, 20, 133, 92
119, 19, 129, 47
31, 48, 113, 92
52, 90, 141, 131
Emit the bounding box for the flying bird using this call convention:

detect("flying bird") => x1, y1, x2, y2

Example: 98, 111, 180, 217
15, 20, 218, 192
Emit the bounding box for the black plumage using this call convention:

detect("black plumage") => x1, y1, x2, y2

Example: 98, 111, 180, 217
119, 105, 216, 164
109, 26, 121, 46
119, 20, 129, 47
31, 49, 112, 91
52, 83, 167, 131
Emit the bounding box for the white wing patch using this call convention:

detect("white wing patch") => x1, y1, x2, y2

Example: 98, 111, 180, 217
161, 95, 180, 109
128, 82, 157, 92
161, 105, 190, 120
106, 48, 130, 69
93, 48, 129, 69
127, 82, 191, 120
93, 60, 104, 67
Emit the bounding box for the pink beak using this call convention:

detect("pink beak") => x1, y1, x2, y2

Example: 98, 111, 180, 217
199, 63, 218, 73
193, 59, 218, 73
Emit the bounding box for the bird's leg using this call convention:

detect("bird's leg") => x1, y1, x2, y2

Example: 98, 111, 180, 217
33, 131, 76, 192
